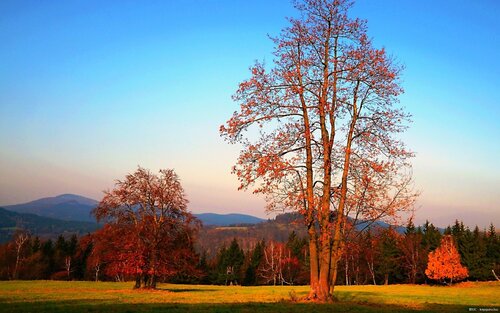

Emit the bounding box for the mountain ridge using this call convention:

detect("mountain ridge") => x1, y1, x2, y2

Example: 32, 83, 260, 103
2, 194, 267, 226
4, 194, 99, 222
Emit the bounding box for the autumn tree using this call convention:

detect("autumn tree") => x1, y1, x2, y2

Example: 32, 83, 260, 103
399, 220, 425, 284
220, 0, 416, 300
92, 167, 199, 289
425, 235, 468, 284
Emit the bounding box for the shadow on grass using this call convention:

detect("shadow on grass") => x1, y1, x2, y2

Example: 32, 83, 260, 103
156, 287, 218, 293
0, 299, 482, 313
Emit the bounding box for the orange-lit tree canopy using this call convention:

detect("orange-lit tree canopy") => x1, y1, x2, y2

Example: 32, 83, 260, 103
425, 235, 468, 284
92, 167, 199, 289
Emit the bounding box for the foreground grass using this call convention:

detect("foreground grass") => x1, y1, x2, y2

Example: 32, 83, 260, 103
0, 280, 498, 313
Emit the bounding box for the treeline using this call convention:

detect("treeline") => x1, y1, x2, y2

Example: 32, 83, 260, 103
1, 220, 498, 284
336, 220, 499, 285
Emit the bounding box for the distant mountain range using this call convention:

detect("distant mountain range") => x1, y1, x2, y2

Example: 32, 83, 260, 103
4, 194, 99, 222
194, 213, 265, 226
0, 194, 269, 242
0, 194, 410, 245
2, 194, 266, 226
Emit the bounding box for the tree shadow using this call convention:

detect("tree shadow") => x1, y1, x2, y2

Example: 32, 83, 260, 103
156, 287, 218, 293
0, 299, 490, 313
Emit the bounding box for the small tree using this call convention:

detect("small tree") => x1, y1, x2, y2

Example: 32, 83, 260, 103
92, 166, 199, 289
425, 235, 468, 284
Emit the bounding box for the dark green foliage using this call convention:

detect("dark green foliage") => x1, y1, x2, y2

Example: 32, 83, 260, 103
243, 240, 264, 285
377, 228, 402, 285
485, 224, 500, 279
421, 220, 442, 251
444, 221, 499, 281
215, 238, 245, 285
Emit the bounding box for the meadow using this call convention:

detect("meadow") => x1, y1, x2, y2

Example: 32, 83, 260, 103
0, 281, 498, 313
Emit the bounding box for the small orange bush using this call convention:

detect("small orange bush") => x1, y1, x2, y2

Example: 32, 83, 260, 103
425, 235, 468, 284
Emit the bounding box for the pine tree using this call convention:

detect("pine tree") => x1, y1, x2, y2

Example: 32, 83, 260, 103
421, 220, 441, 251
377, 228, 401, 285
217, 238, 245, 285
485, 224, 500, 280
243, 240, 264, 285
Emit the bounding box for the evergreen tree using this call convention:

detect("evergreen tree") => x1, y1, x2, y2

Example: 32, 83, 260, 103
216, 239, 245, 285
377, 228, 402, 285
243, 240, 264, 285
485, 224, 500, 280
421, 220, 441, 251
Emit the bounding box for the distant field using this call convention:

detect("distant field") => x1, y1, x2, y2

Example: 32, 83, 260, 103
0, 281, 498, 313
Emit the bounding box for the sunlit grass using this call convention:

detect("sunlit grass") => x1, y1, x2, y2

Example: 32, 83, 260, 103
0, 280, 498, 312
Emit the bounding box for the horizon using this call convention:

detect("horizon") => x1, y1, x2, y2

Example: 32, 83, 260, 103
0, 192, 496, 230
1, 0, 499, 229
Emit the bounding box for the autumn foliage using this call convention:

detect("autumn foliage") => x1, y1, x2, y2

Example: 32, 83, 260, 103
220, 0, 416, 301
425, 235, 468, 284
91, 167, 199, 289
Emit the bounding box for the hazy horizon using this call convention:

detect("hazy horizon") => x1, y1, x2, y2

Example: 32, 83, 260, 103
1, 0, 498, 229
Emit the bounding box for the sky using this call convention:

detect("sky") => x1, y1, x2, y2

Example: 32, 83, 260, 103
0, 0, 498, 228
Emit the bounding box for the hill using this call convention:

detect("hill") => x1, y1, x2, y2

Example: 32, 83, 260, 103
0, 207, 99, 243
196, 212, 412, 257
194, 213, 265, 226
4, 194, 99, 222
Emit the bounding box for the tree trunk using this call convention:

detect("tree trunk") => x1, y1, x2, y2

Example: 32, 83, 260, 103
95, 264, 100, 282
368, 261, 376, 285
384, 273, 389, 285
134, 275, 142, 289
307, 233, 320, 299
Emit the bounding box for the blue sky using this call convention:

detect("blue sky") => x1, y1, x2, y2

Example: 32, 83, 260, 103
0, 0, 498, 228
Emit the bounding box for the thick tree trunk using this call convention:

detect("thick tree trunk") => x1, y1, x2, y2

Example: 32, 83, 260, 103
307, 231, 320, 299
134, 275, 141, 289
318, 245, 332, 301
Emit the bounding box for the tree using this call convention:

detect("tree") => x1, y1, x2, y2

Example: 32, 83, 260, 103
399, 220, 425, 284
485, 224, 500, 280
12, 231, 29, 280
92, 166, 199, 289
377, 228, 401, 285
421, 220, 441, 252
243, 240, 265, 285
216, 239, 245, 285
220, 0, 416, 300
425, 235, 468, 284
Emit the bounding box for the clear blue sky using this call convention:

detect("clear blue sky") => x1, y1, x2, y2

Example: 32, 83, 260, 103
1, 0, 498, 228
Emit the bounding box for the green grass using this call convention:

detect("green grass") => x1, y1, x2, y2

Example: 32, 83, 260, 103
0, 281, 498, 313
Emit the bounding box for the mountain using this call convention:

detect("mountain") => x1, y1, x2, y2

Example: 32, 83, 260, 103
4, 194, 98, 222
0, 207, 100, 243
194, 213, 266, 226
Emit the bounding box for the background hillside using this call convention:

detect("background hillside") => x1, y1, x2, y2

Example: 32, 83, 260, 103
4, 194, 98, 222
0, 207, 99, 243
0, 194, 409, 246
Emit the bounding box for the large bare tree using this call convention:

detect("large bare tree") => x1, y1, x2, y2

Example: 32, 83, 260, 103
220, 0, 416, 301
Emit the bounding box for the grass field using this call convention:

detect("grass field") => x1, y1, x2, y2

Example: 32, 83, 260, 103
0, 281, 498, 313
